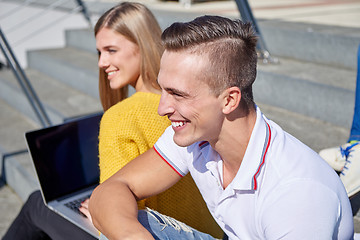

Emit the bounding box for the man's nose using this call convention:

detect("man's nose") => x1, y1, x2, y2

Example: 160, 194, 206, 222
158, 92, 174, 117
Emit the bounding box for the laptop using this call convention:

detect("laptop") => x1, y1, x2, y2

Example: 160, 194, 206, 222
25, 112, 103, 238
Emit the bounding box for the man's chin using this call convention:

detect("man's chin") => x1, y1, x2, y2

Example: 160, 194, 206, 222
173, 136, 195, 147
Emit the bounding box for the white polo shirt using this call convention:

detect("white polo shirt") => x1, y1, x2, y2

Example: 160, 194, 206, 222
154, 107, 354, 240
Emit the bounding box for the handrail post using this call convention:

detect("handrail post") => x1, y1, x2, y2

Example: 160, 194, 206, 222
1, 149, 28, 183
0, 27, 52, 127
234, 0, 277, 64
75, 0, 92, 28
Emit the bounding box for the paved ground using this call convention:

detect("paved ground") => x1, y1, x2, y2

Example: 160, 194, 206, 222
0, 181, 22, 238
135, 0, 360, 28
1, 0, 360, 238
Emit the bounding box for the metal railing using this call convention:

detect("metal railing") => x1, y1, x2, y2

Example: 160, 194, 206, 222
0, 27, 52, 127
0, 0, 273, 130
177, 0, 275, 63
234, 0, 277, 64
3, 0, 92, 47
0, 0, 93, 183
0, 0, 92, 128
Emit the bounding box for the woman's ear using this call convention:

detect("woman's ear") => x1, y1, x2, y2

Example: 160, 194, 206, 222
221, 87, 241, 114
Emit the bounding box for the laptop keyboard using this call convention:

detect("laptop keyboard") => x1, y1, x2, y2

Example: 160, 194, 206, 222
64, 194, 91, 217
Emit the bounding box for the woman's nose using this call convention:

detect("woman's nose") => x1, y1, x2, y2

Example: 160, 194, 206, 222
98, 54, 109, 69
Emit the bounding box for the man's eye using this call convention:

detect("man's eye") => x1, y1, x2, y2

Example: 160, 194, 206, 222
108, 49, 116, 53
169, 91, 182, 97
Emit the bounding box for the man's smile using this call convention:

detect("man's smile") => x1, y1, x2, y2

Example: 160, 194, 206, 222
171, 121, 186, 128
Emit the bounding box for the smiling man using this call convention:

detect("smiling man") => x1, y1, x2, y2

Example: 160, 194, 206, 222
89, 15, 354, 240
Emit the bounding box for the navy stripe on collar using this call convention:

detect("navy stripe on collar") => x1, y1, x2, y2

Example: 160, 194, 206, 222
199, 141, 209, 149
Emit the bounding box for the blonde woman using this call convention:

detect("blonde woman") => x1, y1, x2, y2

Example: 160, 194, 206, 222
3, 3, 222, 240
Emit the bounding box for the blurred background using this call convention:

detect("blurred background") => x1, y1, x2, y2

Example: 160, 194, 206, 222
0, 0, 359, 236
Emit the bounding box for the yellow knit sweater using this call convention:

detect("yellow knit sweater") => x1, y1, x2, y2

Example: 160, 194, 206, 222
98, 92, 222, 238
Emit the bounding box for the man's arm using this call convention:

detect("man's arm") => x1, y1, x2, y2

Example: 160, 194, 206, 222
89, 147, 182, 240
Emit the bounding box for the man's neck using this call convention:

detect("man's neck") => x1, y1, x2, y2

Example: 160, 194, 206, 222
212, 107, 257, 189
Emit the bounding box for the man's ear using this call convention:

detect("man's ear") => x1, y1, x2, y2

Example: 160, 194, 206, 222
221, 87, 241, 114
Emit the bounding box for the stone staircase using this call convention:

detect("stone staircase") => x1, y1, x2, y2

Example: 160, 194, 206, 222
0, 31, 103, 200
0, 0, 103, 200
0, 0, 359, 216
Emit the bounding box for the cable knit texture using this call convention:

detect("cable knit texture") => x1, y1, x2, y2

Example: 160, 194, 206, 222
99, 92, 223, 238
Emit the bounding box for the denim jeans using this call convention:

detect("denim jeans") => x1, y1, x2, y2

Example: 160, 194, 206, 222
99, 208, 217, 240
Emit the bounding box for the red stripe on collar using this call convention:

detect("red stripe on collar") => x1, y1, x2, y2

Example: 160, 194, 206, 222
252, 122, 271, 190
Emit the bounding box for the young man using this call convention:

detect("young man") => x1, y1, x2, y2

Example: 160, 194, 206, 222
89, 15, 354, 240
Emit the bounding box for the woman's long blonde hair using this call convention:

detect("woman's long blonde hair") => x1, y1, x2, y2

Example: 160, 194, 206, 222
95, 2, 163, 111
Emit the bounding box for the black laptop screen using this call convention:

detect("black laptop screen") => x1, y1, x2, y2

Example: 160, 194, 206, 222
26, 113, 102, 202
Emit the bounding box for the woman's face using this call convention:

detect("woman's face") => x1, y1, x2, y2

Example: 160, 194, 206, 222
96, 27, 141, 90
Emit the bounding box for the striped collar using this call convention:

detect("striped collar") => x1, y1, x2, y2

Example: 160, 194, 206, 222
251, 121, 271, 190
196, 107, 272, 191
199, 141, 209, 149
234, 107, 272, 191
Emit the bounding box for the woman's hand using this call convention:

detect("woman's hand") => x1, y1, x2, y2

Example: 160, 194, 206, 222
79, 198, 93, 223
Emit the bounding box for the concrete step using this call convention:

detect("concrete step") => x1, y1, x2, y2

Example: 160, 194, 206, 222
0, 99, 40, 201
0, 31, 102, 205
27, 47, 99, 99
147, 8, 360, 70
0, 68, 102, 126
53, 28, 359, 129
6, 0, 360, 71
255, 56, 356, 128
0, 98, 39, 153
0, 183, 23, 237
258, 20, 360, 70
66, 8, 360, 70
0, 62, 101, 201
258, 102, 348, 153
65, 28, 96, 54
0, 98, 349, 202
4, 152, 39, 202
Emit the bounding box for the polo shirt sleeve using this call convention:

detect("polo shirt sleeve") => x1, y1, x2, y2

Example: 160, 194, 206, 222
153, 126, 190, 177
260, 180, 349, 239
